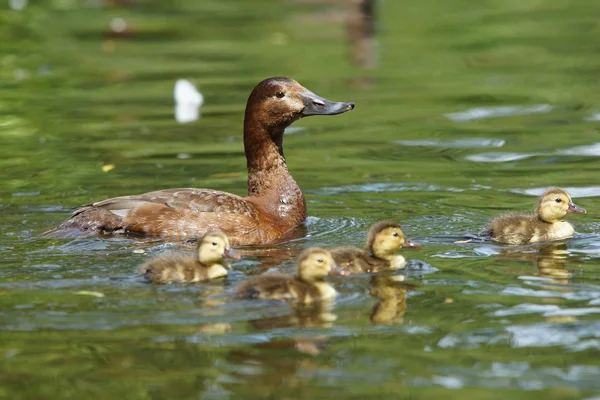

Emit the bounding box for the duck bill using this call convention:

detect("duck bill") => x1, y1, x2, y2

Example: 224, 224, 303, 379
223, 248, 241, 260
567, 202, 586, 214
328, 263, 349, 277
299, 89, 355, 116
402, 239, 421, 249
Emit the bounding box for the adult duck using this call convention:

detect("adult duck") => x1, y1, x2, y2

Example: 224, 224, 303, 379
51, 77, 354, 245
482, 187, 586, 245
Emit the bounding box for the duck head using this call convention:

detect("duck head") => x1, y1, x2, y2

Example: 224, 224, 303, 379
297, 247, 346, 282
537, 187, 586, 222
197, 231, 240, 266
245, 77, 355, 131
366, 221, 420, 259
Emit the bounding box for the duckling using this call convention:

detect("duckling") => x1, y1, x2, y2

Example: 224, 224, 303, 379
330, 221, 420, 274
235, 247, 344, 303
140, 231, 239, 284
483, 187, 586, 245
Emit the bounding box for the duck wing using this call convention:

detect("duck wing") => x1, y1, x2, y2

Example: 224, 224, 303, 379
84, 188, 255, 215
54, 188, 262, 242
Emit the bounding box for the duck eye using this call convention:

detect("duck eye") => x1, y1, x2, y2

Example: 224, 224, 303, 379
555, 198, 562, 203
393, 232, 399, 237
212, 242, 217, 246
275, 91, 285, 99
317, 258, 323, 263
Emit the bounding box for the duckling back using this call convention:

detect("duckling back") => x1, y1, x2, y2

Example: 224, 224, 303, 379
330, 246, 388, 274
141, 254, 227, 284
484, 212, 573, 245
235, 274, 327, 303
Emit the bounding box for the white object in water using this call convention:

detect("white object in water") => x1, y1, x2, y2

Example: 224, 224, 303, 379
174, 79, 204, 124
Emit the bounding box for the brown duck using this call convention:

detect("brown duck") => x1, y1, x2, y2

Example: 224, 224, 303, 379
141, 231, 239, 284
483, 187, 586, 245
50, 77, 354, 245
235, 247, 345, 303
330, 221, 420, 274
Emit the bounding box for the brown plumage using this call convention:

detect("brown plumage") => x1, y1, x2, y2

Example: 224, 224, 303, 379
48, 77, 354, 245
483, 187, 586, 245
330, 221, 420, 274
235, 247, 344, 303
141, 231, 239, 284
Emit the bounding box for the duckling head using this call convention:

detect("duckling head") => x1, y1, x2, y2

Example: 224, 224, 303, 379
197, 231, 240, 265
537, 187, 586, 223
366, 221, 420, 259
245, 77, 355, 131
297, 247, 345, 282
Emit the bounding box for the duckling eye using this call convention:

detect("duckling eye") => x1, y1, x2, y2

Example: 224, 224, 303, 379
393, 232, 399, 237
317, 257, 323, 263
212, 241, 217, 246
555, 198, 562, 203
275, 91, 285, 99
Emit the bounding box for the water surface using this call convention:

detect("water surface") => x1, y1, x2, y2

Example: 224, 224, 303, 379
2, 0, 600, 398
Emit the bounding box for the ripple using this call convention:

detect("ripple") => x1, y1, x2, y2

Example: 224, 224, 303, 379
513, 186, 600, 198
556, 142, 600, 156
313, 182, 464, 195
438, 320, 600, 351
444, 104, 553, 122
304, 216, 366, 245
11, 191, 40, 197
585, 112, 600, 122
395, 138, 505, 148
415, 363, 600, 391
492, 304, 560, 317
465, 152, 537, 163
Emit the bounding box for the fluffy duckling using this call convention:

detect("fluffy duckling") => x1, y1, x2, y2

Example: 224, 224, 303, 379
483, 187, 586, 245
141, 231, 239, 284
235, 247, 344, 303
330, 221, 420, 274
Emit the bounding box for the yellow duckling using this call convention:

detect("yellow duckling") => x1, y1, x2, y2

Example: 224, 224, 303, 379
235, 247, 345, 303
483, 187, 586, 245
140, 231, 239, 284
330, 221, 420, 274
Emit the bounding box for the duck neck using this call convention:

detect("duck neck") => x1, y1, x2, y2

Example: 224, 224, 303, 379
243, 118, 306, 220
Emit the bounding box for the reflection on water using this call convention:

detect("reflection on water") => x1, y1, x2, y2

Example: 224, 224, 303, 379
444, 104, 553, 123
3, 0, 600, 397
369, 274, 412, 325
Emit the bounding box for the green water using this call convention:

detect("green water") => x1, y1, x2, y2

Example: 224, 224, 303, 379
2, 0, 600, 398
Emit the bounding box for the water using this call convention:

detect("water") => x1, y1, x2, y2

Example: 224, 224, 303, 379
2, 0, 600, 398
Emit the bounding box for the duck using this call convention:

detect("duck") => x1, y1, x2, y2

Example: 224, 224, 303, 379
330, 221, 420, 274
50, 77, 355, 245
235, 247, 345, 303
140, 231, 239, 284
482, 187, 586, 245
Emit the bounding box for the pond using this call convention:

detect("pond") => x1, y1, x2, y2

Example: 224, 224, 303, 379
2, 0, 600, 398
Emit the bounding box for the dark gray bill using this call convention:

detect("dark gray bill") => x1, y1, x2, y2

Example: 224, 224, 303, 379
299, 89, 355, 116
567, 202, 586, 214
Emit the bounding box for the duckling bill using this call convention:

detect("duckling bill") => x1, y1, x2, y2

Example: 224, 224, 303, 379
330, 221, 420, 274
483, 187, 586, 245
141, 231, 239, 284
235, 247, 345, 303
